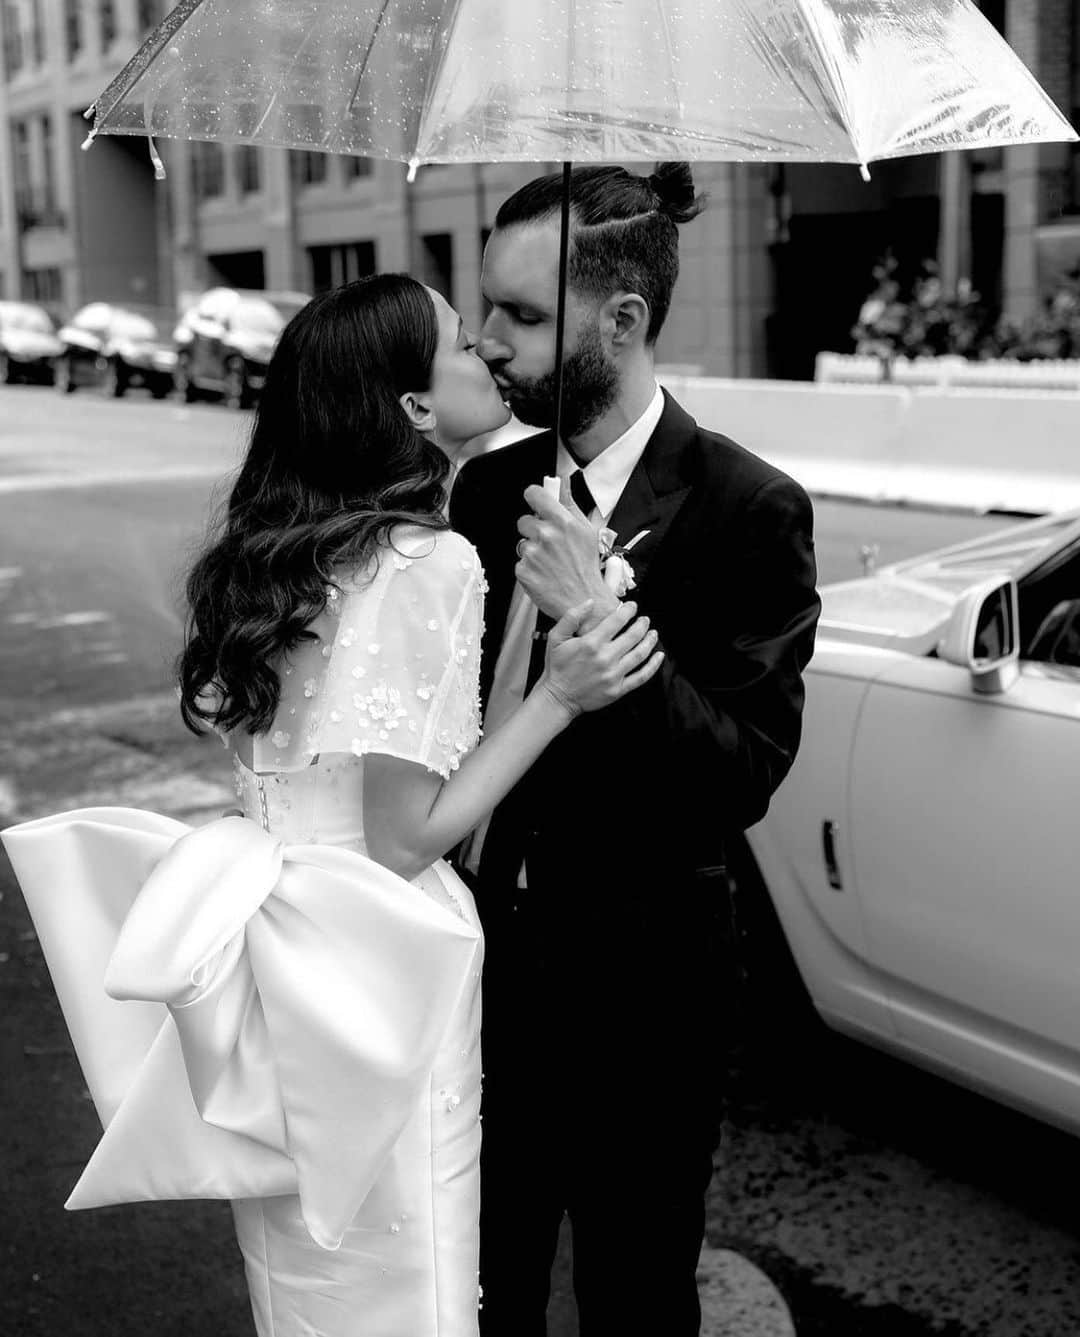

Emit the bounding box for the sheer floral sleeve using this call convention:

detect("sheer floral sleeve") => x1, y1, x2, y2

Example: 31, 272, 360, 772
255, 528, 486, 779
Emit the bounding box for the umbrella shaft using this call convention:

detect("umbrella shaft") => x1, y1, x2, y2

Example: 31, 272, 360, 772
553, 162, 572, 450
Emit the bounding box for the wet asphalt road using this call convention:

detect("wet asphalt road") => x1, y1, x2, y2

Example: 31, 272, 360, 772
2, 384, 1078, 1336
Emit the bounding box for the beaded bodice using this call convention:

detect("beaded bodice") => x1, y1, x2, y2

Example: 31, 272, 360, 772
228, 526, 486, 920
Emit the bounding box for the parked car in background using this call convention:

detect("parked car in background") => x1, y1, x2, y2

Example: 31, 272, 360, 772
55, 302, 178, 398
173, 288, 310, 408
733, 509, 1080, 1136
0, 301, 63, 385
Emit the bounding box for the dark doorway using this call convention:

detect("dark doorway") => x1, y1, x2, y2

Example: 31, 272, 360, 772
206, 249, 266, 288
768, 162, 941, 380
971, 193, 1005, 311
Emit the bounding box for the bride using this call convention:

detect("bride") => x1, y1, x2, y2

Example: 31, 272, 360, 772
3, 274, 661, 1337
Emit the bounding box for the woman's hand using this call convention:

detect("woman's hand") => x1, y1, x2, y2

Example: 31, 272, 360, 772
539, 599, 664, 717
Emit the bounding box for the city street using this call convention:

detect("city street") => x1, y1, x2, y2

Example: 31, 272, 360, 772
2, 385, 1079, 1336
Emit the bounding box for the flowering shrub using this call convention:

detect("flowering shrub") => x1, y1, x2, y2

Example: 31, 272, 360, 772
852, 255, 1080, 362
851, 255, 989, 362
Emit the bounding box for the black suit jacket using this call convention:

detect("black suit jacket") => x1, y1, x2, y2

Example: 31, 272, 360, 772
450, 391, 820, 1007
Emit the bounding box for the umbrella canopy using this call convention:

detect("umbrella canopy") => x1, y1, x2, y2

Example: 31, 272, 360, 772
89, 0, 1075, 176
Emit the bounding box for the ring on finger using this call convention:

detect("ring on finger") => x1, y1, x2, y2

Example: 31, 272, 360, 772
516, 538, 529, 559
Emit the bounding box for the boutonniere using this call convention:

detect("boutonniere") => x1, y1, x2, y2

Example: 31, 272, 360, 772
598, 528, 650, 597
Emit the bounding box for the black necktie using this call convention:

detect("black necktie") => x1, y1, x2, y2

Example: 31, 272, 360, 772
569, 467, 597, 518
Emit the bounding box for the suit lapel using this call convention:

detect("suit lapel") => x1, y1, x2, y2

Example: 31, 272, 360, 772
472, 393, 697, 707
605, 390, 695, 590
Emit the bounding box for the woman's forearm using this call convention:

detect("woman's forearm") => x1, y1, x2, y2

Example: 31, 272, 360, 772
365, 685, 573, 880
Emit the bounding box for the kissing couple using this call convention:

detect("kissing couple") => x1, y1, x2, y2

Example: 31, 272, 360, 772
2, 160, 820, 1337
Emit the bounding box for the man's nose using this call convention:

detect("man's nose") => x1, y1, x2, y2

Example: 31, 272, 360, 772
477, 334, 511, 366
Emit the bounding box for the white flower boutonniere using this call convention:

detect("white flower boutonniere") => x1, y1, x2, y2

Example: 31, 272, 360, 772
598, 528, 650, 598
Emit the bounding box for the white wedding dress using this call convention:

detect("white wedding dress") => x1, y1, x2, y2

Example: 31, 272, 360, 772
2, 525, 489, 1337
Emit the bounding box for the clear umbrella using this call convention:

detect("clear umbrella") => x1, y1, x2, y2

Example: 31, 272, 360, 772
85, 0, 1076, 437
89, 0, 1075, 175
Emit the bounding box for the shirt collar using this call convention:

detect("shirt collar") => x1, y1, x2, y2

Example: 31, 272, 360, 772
556, 384, 664, 522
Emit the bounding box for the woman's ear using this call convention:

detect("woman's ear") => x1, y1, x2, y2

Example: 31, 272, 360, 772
601, 292, 650, 350
399, 390, 437, 436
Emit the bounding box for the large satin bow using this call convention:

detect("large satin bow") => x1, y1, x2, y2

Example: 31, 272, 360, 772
1, 808, 481, 1250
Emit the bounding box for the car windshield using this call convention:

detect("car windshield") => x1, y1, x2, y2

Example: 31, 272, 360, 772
890, 511, 1080, 592
0, 303, 54, 334
109, 309, 171, 340
233, 297, 303, 336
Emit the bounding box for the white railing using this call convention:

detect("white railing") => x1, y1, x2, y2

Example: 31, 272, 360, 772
815, 351, 1080, 393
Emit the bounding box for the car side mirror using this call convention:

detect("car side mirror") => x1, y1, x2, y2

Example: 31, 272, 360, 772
937, 576, 1019, 695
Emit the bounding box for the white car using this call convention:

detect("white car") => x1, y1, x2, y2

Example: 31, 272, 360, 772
0, 300, 63, 385
738, 509, 1080, 1133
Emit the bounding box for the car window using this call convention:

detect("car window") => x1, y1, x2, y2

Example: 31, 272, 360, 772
0, 302, 55, 333
1019, 534, 1080, 665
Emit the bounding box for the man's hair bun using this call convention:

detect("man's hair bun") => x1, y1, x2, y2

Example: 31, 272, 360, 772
647, 162, 707, 224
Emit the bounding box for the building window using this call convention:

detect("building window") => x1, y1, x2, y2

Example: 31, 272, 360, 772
420, 233, 454, 305
308, 241, 377, 293
3, 2, 23, 80
236, 145, 261, 196
65, 0, 83, 61
193, 141, 225, 200
11, 119, 31, 223
41, 112, 57, 220
98, 0, 116, 49
344, 156, 373, 182
137, 0, 159, 32
22, 267, 63, 306
30, 0, 44, 62
291, 150, 328, 188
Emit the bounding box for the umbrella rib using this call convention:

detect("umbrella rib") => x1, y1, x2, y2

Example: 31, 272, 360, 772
250, 20, 326, 144
655, 0, 684, 123
413, 0, 470, 167
344, 0, 397, 118
89, 0, 206, 130
791, 0, 863, 165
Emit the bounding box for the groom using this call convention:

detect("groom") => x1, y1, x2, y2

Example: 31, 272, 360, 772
450, 162, 820, 1336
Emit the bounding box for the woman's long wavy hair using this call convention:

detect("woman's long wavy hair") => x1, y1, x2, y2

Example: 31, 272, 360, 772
178, 274, 448, 738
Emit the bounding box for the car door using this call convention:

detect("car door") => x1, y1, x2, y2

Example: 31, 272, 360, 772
847, 643, 1080, 1125
187, 290, 229, 385
65, 303, 111, 384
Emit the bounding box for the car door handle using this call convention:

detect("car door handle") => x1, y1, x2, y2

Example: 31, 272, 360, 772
822, 820, 844, 891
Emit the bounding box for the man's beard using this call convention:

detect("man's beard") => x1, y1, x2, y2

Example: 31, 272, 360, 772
504, 320, 619, 438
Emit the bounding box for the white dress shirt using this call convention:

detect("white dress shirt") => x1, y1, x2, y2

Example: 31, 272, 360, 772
462, 384, 665, 881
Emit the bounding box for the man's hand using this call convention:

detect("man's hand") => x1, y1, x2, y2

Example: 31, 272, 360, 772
516, 483, 619, 624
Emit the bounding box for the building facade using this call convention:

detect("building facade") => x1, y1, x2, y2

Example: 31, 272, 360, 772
0, 0, 1077, 378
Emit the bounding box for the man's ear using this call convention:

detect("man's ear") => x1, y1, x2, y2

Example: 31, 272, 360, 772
399, 390, 437, 435
601, 292, 650, 350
